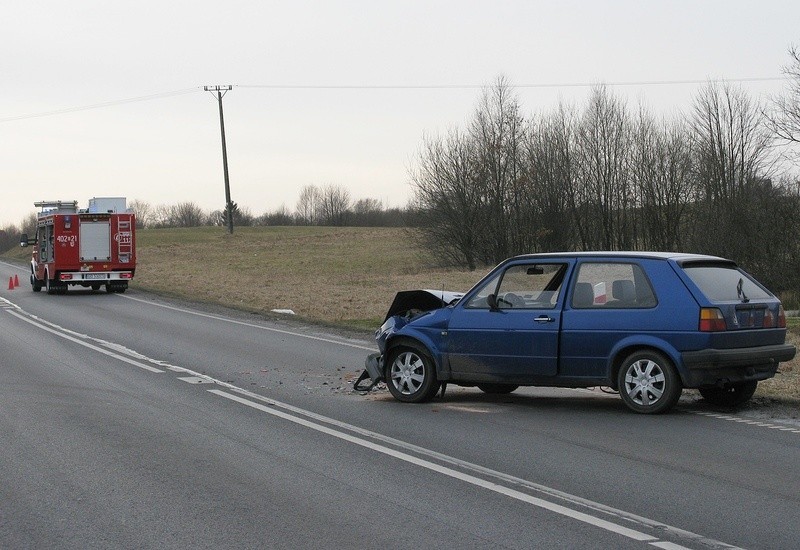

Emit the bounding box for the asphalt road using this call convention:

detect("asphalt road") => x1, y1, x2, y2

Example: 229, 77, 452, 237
1, 260, 799, 549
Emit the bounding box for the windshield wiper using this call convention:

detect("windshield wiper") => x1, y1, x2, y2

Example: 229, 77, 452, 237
737, 277, 750, 303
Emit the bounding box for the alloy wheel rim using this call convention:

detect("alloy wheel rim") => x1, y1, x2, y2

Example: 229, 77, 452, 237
624, 359, 666, 406
390, 351, 425, 395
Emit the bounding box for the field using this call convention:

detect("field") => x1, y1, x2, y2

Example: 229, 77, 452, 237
132, 226, 481, 330
3, 225, 798, 404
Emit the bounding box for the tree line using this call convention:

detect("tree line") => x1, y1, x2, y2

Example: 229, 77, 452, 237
411, 63, 800, 295
127, 184, 409, 229
0, 185, 410, 253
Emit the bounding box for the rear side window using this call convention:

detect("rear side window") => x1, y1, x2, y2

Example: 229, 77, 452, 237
682, 264, 772, 302
572, 262, 657, 308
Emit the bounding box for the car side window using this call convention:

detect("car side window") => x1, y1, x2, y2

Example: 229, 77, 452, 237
572, 262, 657, 309
466, 263, 566, 309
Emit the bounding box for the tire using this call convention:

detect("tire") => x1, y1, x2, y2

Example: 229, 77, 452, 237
385, 345, 440, 403
699, 381, 758, 407
617, 350, 682, 414
45, 272, 55, 295
477, 383, 519, 394
31, 273, 42, 292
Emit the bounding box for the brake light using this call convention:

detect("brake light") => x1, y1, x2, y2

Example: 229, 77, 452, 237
120, 272, 133, 280
699, 308, 727, 332
59, 273, 73, 281
763, 308, 775, 328
778, 305, 787, 328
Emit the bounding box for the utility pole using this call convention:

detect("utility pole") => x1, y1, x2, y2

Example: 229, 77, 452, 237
204, 85, 234, 234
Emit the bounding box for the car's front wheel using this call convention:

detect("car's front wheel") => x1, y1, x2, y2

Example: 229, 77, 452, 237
617, 350, 681, 414
385, 345, 440, 403
698, 381, 758, 407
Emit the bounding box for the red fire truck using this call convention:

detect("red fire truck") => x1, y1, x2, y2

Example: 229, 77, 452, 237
20, 198, 136, 294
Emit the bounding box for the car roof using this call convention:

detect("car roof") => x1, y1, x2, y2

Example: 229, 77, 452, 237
507, 251, 731, 263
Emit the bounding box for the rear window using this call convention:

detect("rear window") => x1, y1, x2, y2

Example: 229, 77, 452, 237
682, 265, 772, 302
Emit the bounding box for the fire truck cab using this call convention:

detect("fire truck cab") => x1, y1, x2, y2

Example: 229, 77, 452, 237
20, 198, 136, 295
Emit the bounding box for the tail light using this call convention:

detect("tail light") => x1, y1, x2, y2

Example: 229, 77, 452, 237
778, 305, 787, 328
763, 308, 775, 328
120, 272, 133, 280
699, 308, 727, 332
59, 273, 73, 281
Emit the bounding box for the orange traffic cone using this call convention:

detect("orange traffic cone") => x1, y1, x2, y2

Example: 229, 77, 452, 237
7, 277, 13, 290
14, 274, 20, 288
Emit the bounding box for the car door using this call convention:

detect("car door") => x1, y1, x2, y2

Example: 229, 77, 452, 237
446, 261, 572, 381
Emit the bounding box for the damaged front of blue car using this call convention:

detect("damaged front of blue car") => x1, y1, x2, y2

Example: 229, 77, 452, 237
355, 289, 463, 392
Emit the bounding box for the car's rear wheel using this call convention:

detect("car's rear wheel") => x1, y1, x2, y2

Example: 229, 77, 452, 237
477, 383, 519, 394
698, 381, 758, 407
617, 350, 681, 414
386, 345, 440, 403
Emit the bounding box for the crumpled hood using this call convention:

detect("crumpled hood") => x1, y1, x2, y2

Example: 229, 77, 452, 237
382, 289, 464, 322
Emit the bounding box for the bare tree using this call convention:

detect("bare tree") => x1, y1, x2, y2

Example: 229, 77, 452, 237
630, 110, 695, 250
689, 81, 774, 264
258, 204, 295, 226
295, 185, 321, 225
350, 198, 383, 226
469, 76, 527, 262
172, 202, 206, 227
151, 204, 174, 228
411, 128, 484, 269
129, 199, 153, 229
317, 184, 352, 226
767, 46, 800, 163
524, 103, 577, 252
573, 86, 633, 250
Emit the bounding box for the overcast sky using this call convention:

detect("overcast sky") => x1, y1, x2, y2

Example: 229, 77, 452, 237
2, 1, 798, 226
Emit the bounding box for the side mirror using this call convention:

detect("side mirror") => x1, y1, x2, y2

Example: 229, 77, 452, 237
19, 233, 29, 247
487, 293, 499, 311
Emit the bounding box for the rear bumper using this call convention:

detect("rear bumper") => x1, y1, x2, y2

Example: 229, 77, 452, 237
59, 271, 133, 284
681, 344, 796, 387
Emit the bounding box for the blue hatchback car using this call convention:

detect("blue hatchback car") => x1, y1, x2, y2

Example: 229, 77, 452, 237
362, 252, 796, 414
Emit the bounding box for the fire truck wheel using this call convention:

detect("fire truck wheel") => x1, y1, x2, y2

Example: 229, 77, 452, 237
91, 284, 101, 291
45, 274, 55, 295
31, 274, 42, 292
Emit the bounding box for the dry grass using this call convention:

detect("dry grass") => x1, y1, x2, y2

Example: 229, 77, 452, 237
756, 330, 800, 401
133, 226, 482, 328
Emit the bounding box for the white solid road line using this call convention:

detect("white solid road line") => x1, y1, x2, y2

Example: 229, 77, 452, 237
209, 388, 664, 545
209, 387, 742, 550
120, 293, 376, 351
5, 309, 164, 373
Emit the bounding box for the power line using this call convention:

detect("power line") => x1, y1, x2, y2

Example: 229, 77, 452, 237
237, 76, 788, 90
0, 87, 202, 123
1, 77, 789, 123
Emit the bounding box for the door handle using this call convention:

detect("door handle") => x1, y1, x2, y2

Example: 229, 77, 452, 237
534, 315, 554, 323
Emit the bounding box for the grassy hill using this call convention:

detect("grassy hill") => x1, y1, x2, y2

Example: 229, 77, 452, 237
132, 226, 481, 329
